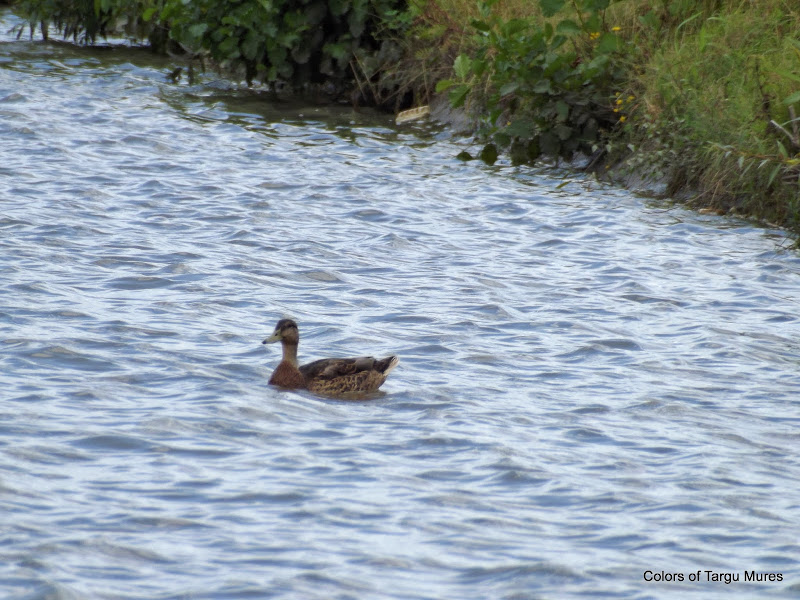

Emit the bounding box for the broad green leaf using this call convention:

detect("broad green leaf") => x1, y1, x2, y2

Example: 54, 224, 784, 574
188, 23, 208, 38
502, 19, 528, 37
435, 79, 455, 93
329, 0, 350, 17
478, 0, 498, 18
550, 34, 567, 51
499, 81, 519, 96
585, 0, 610, 11
218, 36, 240, 59
325, 42, 349, 61
533, 79, 553, 94
587, 54, 610, 71
242, 32, 260, 60
556, 19, 581, 36
555, 100, 569, 122
585, 13, 601, 34
539, 0, 565, 18
449, 84, 470, 108
597, 32, 621, 54
471, 59, 488, 77
784, 91, 800, 105
454, 54, 472, 80
504, 117, 535, 138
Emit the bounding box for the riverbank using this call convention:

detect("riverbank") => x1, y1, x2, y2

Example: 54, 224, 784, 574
10, 0, 800, 236
417, 0, 800, 235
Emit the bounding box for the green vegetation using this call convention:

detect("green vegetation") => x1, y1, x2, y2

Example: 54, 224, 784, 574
13, 0, 413, 106
421, 0, 800, 231
627, 2, 800, 227
155, 0, 410, 92
9, 0, 800, 232
435, 0, 626, 165
11, 0, 162, 45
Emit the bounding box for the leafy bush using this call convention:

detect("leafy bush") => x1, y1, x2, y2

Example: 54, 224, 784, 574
14, 0, 412, 98
156, 0, 408, 87
14, 0, 159, 44
437, 0, 626, 164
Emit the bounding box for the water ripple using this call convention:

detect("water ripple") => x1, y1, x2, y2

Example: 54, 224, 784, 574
2, 9, 800, 600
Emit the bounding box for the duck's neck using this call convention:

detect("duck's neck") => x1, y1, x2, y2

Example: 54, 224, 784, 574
281, 341, 299, 367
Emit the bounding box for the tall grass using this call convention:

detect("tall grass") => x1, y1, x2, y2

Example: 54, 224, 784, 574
626, 2, 800, 224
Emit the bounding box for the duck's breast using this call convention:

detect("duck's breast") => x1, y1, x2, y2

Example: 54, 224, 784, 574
269, 361, 306, 388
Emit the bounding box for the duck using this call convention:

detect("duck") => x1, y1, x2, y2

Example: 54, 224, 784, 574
262, 318, 399, 396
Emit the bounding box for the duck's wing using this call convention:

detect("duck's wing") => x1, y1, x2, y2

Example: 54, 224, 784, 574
300, 356, 398, 381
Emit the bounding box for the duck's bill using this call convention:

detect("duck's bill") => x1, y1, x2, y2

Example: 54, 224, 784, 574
262, 331, 281, 344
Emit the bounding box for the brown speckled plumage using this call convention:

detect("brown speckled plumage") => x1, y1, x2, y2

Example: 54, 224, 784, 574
262, 319, 398, 396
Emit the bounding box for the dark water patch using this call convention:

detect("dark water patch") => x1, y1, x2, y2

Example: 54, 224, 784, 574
459, 562, 584, 585
17, 345, 120, 372
107, 275, 176, 290
70, 434, 153, 451
564, 428, 617, 444
571, 404, 612, 415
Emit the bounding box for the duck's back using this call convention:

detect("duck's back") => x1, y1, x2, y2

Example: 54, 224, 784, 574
300, 355, 398, 395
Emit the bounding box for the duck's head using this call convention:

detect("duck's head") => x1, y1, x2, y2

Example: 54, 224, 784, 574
263, 319, 299, 345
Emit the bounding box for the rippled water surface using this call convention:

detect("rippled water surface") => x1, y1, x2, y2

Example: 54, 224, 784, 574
2, 10, 800, 599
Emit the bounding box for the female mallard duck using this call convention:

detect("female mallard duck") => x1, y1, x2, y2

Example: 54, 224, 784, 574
263, 319, 398, 396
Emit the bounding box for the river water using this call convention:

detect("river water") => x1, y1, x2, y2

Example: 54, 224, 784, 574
2, 9, 800, 600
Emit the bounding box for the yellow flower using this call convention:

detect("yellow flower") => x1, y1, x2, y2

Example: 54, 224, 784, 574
627, 95, 635, 102
611, 26, 621, 32
616, 98, 623, 105
619, 115, 627, 122
589, 32, 600, 40
613, 108, 619, 113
